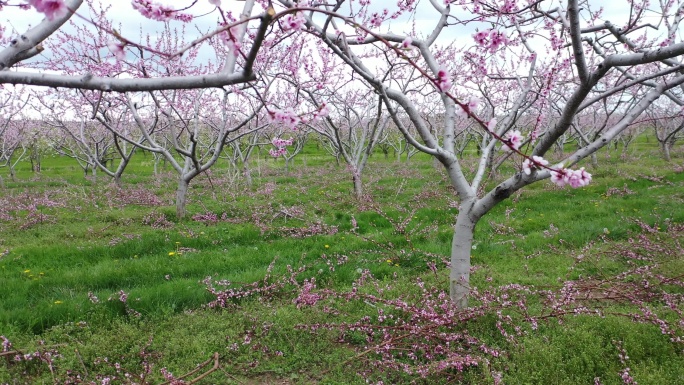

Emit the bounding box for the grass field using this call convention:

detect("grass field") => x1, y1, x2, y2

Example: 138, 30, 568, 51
0, 141, 683, 384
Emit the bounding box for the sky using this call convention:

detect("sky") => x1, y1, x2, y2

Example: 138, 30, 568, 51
1, 1, 651, 63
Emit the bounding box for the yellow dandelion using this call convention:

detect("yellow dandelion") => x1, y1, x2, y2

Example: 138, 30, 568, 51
54, 301, 63, 304
175, 242, 181, 244
324, 245, 330, 248
23, 269, 30, 273
386, 259, 392, 263
394, 264, 399, 267
168, 252, 176, 256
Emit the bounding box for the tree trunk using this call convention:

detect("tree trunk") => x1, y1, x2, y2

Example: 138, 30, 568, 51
0, 174, 4, 189
176, 178, 190, 219
661, 141, 672, 162
243, 161, 253, 188
352, 173, 363, 198
450, 202, 477, 308
590, 152, 599, 168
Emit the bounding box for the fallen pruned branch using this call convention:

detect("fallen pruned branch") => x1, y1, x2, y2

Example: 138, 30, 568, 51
159, 352, 220, 385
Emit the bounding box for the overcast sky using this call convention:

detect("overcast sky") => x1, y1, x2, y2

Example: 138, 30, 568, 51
3, 1, 649, 55
0, 0, 669, 76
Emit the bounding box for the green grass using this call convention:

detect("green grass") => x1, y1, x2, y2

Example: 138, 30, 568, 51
0, 142, 683, 384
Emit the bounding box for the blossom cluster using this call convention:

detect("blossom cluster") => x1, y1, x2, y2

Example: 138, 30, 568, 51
520, 155, 592, 188
473, 29, 509, 52
131, 0, 193, 22
312, 103, 330, 121
369, 9, 388, 28
268, 108, 300, 130
280, 12, 306, 31
269, 137, 293, 157
522, 155, 549, 175
218, 23, 241, 53
550, 167, 592, 188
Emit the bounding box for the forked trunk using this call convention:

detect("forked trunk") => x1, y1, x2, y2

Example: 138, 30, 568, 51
450, 201, 477, 308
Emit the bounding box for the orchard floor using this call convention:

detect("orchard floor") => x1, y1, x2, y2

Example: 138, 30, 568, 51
1, 146, 683, 384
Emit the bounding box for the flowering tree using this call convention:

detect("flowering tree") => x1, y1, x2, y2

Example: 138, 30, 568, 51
646, 101, 684, 161
5, 0, 275, 217
271, 0, 684, 307
0, 88, 30, 185
267, 122, 309, 174
0, 0, 272, 91
304, 88, 389, 197
224, 127, 270, 188
31, 88, 139, 182
3, 0, 684, 308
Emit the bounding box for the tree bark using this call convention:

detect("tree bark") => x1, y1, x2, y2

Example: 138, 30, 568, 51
176, 178, 190, 219
450, 200, 477, 308
243, 160, 253, 188
352, 173, 363, 198
661, 141, 672, 161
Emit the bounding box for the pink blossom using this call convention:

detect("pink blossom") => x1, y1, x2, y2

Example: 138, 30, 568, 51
107, 41, 126, 61
550, 168, 567, 187
566, 167, 592, 188
473, 30, 489, 46
435, 66, 452, 92
505, 130, 523, 150
401, 37, 413, 49
500, 0, 517, 13
488, 30, 508, 52
208, 0, 221, 6
281, 12, 306, 31
28, 0, 68, 21
272, 137, 293, 148
472, 28, 508, 52
550, 166, 591, 188
370, 13, 383, 27
313, 103, 330, 121
487, 118, 497, 131
455, 105, 467, 117
456, 97, 480, 117
270, 137, 293, 158
522, 155, 548, 175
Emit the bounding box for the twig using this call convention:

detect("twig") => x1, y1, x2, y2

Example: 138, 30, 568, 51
159, 352, 220, 385
75, 349, 89, 380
